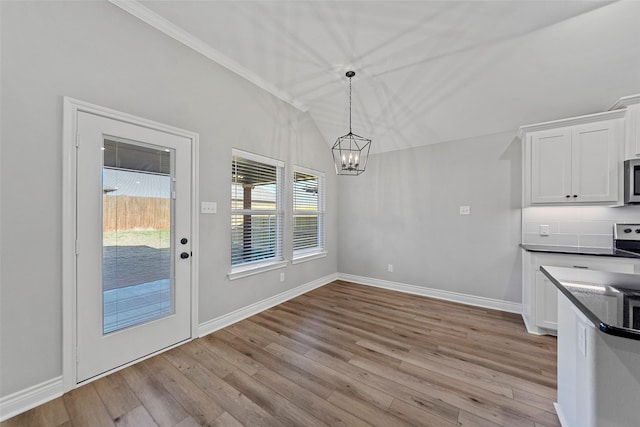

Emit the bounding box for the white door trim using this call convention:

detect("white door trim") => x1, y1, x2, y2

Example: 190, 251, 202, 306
62, 97, 199, 392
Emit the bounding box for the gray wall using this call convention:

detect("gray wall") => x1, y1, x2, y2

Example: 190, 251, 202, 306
0, 1, 337, 397
337, 132, 522, 303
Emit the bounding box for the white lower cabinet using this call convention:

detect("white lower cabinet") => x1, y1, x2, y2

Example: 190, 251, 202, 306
557, 293, 640, 427
522, 251, 638, 335
535, 271, 559, 329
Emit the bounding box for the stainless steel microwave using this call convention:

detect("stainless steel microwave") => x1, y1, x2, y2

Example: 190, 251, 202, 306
624, 159, 640, 204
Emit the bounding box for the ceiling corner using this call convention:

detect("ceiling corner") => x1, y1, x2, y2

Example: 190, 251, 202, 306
107, 0, 309, 113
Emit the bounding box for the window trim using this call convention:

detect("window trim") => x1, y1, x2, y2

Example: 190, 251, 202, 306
292, 165, 325, 261
291, 250, 328, 265
228, 260, 288, 281
229, 149, 285, 278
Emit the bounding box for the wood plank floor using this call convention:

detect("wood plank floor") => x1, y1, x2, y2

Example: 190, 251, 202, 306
2, 281, 559, 427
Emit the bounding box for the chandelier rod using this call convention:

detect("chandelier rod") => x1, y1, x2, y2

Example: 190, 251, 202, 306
349, 73, 352, 133
346, 70, 355, 134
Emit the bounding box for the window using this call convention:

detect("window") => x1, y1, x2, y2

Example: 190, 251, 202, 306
231, 150, 284, 276
293, 167, 325, 261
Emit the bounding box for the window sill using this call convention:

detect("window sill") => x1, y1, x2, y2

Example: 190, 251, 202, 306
228, 260, 288, 281
292, 251, 328, 265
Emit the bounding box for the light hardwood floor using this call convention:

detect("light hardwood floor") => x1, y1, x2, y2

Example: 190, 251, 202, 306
2, 281, 559, 426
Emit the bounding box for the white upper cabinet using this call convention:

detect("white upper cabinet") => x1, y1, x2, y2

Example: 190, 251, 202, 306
522, 110, 625, 206
628, 104, 640, 158
625, 104, 640, 159
610, 95, 640, 159
530, 127, 572, 203
570, 120, 620, 203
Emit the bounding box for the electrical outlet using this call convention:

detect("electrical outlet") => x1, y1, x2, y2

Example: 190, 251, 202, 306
387, 264, 393, 272
280, 272, 285, 282
539, 225, 550, 236
201, 202, 217, 214
459, 205, 471, 215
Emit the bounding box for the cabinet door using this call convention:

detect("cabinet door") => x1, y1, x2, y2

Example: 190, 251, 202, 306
535, 271, 558, 330
531, 128, 572, 203
571, 120, 619, 203
625, 104, 640, 159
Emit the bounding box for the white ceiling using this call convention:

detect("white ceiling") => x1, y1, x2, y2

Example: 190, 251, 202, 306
122, 0, 640, 154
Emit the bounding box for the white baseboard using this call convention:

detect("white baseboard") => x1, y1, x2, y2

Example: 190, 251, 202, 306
554, 402, 567, 427
522, 314, 541, 335
1, 273, 336, 421
337, 273, 522, 314
0, 376, 63, 422
198, 273, 338, 337
522, 313, 558, 336
1, 271, 520, 422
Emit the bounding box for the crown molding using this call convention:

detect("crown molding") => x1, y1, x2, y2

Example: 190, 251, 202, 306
609, 94, 640, 110
108, 0, 308, 113
518, 109, 626, 138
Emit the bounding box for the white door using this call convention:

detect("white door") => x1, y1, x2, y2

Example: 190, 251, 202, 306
75, 111, 192, 383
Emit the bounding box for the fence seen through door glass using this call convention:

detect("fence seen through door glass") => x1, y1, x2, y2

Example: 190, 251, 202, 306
102, 139, 174, 334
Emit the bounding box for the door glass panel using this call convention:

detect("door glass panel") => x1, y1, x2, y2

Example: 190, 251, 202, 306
102, 138, 174, 334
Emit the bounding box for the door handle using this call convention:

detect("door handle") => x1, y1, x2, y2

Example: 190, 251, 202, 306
180, 252, 190, 259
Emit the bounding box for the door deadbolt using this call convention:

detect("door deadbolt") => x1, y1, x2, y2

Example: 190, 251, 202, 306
180, 238, 188, 245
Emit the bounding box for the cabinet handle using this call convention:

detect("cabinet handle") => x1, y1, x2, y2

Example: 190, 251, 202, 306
573, 195, 578, 198
566, 195, 571, 198
572, 265, 589, 269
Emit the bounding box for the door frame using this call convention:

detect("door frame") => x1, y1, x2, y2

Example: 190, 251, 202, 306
62, 97, 199, 392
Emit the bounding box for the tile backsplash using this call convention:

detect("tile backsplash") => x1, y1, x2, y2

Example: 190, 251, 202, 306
522, 206, 640, 248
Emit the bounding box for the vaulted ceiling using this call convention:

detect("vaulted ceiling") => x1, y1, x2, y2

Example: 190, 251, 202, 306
116, 1, 640, 154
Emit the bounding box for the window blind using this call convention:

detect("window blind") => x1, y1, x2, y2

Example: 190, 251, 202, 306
231, 152, 283, 267
293, 169, 324, 255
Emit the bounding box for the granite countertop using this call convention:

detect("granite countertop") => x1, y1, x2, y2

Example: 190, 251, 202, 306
541, 266, 640, 340
521, 243, 640, 259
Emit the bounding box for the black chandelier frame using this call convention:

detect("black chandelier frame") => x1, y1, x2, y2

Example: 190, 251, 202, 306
332, 71, 371, 176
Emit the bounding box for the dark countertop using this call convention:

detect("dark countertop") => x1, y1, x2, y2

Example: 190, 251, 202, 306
521, 243, 640, 259
541, 266, 640, 340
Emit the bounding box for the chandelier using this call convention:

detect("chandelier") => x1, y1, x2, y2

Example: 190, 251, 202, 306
332, 71, 371, 175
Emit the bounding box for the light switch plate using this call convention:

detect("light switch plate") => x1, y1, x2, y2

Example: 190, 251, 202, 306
201, 202, 217, 214
539, 225, 550, 236
459, 205, 471, 215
